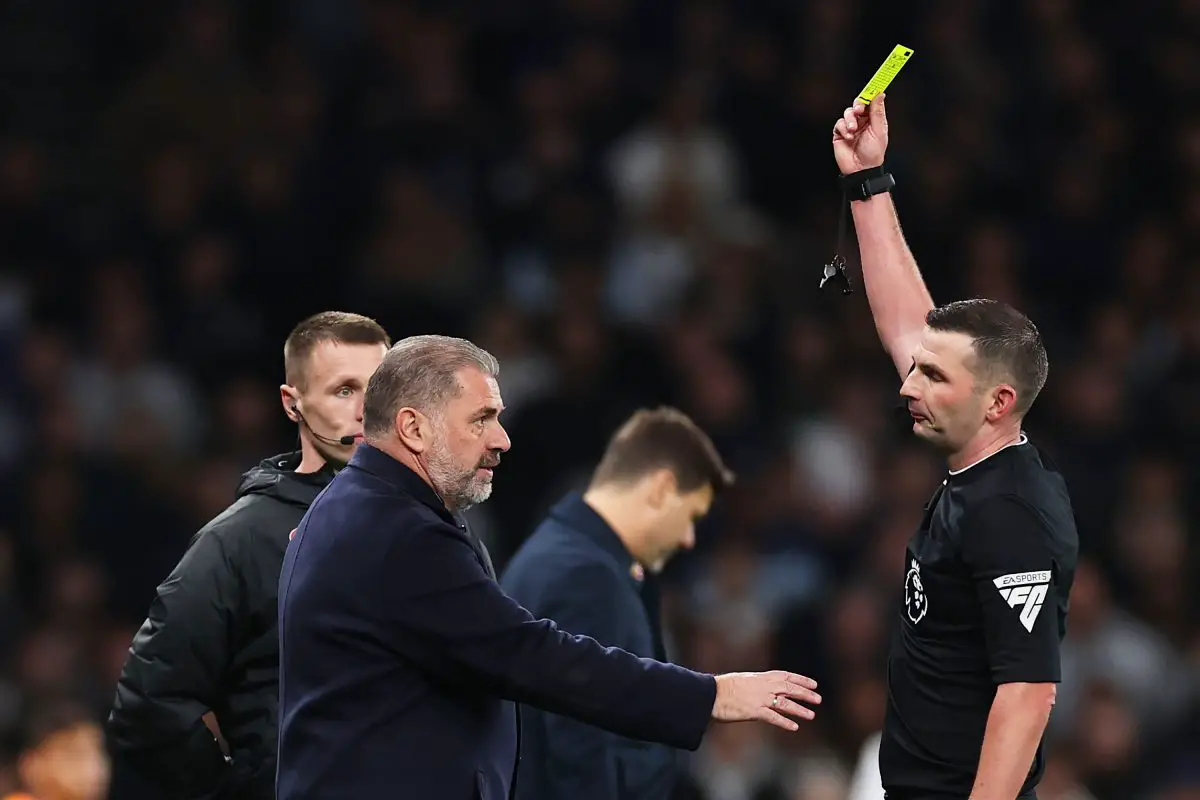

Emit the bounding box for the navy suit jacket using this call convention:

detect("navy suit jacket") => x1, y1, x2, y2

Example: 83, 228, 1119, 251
502, 493, 686, 800
277, 445, 717, 799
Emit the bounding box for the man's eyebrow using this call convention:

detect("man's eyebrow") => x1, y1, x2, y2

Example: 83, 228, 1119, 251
917, 362, 947, 379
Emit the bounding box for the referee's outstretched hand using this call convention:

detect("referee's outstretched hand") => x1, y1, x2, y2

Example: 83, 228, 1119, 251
711, 671, 822, 731
832, 92, 889, 175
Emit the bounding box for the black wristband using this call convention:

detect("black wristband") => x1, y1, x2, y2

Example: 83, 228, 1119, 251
841, 165, 895, 201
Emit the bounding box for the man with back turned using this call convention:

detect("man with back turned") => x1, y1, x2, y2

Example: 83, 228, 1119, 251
831, 95, 1079, 800
276, 335, 823, 798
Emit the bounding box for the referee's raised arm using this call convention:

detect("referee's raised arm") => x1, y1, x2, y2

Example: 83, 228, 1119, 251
831, 93, 934, 380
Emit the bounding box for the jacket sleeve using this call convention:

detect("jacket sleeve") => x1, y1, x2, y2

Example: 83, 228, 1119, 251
107, 525, 242, 798
382, 523, 717, 751
517, 563, 629, 800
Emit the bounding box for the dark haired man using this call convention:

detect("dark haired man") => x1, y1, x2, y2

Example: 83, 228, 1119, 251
501, 407, 735, 800
108, 312, 389, 799
832, 96, 1079, 800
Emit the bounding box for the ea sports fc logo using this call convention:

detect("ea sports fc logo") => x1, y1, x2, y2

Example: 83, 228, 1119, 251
905, 558, 928, 624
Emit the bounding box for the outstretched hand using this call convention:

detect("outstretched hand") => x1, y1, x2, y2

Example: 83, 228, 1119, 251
711, 671, 822, 732
832, 93, 889, 175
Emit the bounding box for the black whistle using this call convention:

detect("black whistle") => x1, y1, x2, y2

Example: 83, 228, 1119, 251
820, 254, 853, 294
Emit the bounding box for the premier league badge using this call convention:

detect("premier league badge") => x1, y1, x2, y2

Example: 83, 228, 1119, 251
905, 558, 928, 624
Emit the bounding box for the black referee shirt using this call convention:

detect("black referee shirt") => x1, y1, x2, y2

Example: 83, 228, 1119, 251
879, 434, 1078, 799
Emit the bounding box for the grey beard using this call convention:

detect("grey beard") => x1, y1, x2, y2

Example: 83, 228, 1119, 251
426, 450, 492, 512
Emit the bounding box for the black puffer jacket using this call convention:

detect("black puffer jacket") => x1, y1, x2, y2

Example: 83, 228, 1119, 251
108, 452, 335, 799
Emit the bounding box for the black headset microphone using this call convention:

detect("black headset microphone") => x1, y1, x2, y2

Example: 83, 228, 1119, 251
291, 406, 357, 446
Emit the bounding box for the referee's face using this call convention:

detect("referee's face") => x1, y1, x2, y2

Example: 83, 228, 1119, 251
289, 340, 388, 461
901, 329, 989, 452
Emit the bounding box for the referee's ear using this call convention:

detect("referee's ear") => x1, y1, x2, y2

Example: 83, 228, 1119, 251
281, 384, 301, 422
984, 383, 1019, 423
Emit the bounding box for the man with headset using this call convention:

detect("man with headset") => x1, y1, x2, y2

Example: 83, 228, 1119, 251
107, 311, 390, 799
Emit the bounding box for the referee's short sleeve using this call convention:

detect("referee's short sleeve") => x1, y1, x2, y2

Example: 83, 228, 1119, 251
961, 494, 1065, 685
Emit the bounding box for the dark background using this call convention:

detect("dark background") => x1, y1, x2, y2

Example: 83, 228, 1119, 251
0, 0, 1197, 797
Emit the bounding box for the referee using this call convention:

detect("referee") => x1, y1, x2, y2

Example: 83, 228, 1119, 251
831, 95, 1079, 800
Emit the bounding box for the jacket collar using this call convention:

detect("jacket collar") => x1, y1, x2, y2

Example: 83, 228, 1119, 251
348, 443, 458, 526
235, 450, 337, 508
548, 492, 644, 583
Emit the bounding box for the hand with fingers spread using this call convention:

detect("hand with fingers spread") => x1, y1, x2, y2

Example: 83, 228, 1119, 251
832, 93, 890, 175
710, 670, 822, 731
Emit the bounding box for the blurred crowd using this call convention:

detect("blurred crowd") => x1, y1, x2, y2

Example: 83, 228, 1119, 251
0, 0, 1198, 798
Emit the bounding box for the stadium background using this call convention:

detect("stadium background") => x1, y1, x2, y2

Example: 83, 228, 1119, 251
0, 0, 1197, 798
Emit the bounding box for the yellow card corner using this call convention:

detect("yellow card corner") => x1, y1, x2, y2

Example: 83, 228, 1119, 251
857, 44, 915, 105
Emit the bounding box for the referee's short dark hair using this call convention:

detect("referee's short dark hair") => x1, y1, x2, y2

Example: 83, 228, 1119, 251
926, 299, 1049, 415
283, 311, 391, 388
589, 407, 736, 494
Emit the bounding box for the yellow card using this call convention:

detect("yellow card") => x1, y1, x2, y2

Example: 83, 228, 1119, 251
856, 44, 914, 105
